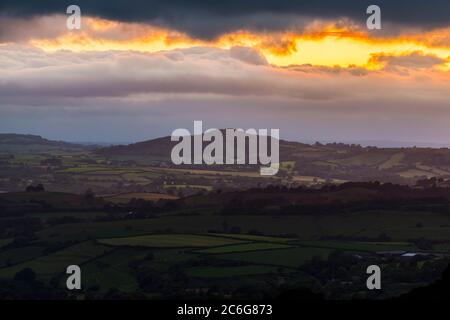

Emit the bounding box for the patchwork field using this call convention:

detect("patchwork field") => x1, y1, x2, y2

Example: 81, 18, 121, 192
206, 233, 296, 242
31, 210, 450, 248
197, 242, 293, 254
3, 134, 450, 300
217, 247, 333, 268
0, 241, 113, 280
82, 248, 145, 293
0, 246, 45, 267
0, 220, 448, 300
98, 234, 246, 248
295, 240, 416, 252
102, 192, 178, 203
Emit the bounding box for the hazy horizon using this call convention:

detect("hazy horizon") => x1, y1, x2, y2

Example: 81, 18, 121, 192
2, 129, 450, 149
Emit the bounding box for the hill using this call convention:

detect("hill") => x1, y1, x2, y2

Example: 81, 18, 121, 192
0, 134, 82, 147
0, 134, 87, 154
96, 136, 173, 158
177, 181, 450, 215
96, 133, 450, 184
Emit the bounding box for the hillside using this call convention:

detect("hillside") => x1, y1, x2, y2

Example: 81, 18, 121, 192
178, 181, 450, 215
97, 136, 173, 158
3, 133, 450, 195
0, 134, 86, 153
96, 134, 450, 184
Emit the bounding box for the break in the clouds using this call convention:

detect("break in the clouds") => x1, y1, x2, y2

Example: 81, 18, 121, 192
1, 0, 450, 38
1, 45, 448, 102
1, 44, 450, 143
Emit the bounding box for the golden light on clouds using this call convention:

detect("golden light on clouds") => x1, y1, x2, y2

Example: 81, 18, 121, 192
29, 17, 450, 71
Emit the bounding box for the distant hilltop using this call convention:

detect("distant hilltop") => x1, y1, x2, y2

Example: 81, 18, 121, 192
0, 133, 86, 150
96, 133, 450, 184
3, 133, 450, 183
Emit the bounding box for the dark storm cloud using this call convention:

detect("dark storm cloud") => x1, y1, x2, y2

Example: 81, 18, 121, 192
0, 1, 449, 38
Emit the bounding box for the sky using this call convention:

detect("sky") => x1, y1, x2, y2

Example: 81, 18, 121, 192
0, 1, 450, 144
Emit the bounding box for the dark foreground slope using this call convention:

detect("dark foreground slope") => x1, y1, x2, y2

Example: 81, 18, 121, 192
0, 182, 450, 299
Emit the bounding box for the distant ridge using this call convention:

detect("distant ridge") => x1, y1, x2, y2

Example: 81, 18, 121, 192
96, 136, 174, 157
95, 132, 450, 183
0, 133, 84, 148
4, 132, 450, 183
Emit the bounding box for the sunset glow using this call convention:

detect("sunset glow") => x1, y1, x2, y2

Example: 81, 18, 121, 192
26, 17, 450, 71
1, 3, 450, 143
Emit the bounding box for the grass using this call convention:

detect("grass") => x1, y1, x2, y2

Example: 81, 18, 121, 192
0, 241, 113, 280
58, 166, 108, 173
163, 184, 213, 191
198, 242, 293, 254
148, 249, 195, 271
218, 247, 332, 268
35, 211, 450, 245
207, 233, 296, 243
157, 167, 263, 177
186, 265, 279, 278
98, 234, 245, 248
331, 153, 390, 167
295, 240, 415, 252
102, 192, 178, 203
0, 246, 45, 267
82, 247, 144, 292
280, 161, 296, 170
0, 238, 12, 248
399, 169, 435, 179
379, 153, 405, 170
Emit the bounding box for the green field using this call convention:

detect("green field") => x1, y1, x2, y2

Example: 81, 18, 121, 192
218, 247, 332, 268
98, 234, 246, 248
58, 166, 109, 173
0, 238, 12, 248
4, 134, 450, 299
186, 265, 279, 278
102, 192, 178, 203
198, 242, 293, 254
296, 240, 415, 252
33, 211, 450, 247
0, 241, 113, 280
82, 248, 145, 293
163, 184, 213, 192
207, 233, 295, 243
0, 246, 45, 267
148, 249, 195, 271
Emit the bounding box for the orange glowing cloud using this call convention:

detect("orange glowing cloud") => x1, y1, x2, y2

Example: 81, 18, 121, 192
26, 16, 450, 71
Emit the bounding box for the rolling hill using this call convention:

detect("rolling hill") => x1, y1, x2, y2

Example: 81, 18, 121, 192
0, 133, 87, 153
96, 133, 450, 184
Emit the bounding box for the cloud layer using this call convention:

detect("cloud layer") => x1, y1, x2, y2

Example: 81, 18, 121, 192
1, 44, 449, 142
2, 1, 450, 38
0, 4, 449, 143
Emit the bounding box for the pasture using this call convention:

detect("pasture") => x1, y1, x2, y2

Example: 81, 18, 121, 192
0, 241, 113, 280
0, 238, 12, 248
198, 242, 293, 254
102, 192, 178, 203
98, 234, 245, 248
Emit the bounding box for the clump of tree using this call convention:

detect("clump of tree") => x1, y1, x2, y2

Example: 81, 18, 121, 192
83, 188, 95, 204
25, 184, 45, 192
0, 268, 67, 299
